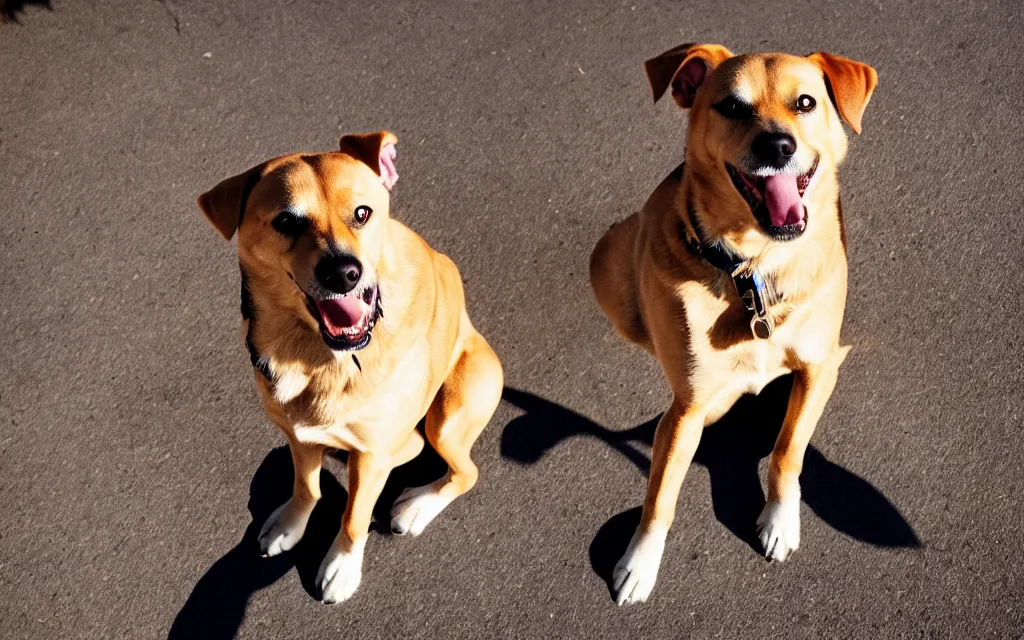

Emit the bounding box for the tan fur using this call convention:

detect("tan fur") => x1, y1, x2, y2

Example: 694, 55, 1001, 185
198, 132, 503, 604
590, 46, 875, 604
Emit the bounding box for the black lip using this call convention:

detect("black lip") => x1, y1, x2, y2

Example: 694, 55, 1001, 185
303, 284, 381, 352
725, 161, 817, 242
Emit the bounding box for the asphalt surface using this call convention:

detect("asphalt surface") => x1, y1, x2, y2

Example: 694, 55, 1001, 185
2, 0, 1022, 638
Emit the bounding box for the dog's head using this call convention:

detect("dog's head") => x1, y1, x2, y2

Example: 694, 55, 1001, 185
646, 44, 877, 242
198, 131, 399, 352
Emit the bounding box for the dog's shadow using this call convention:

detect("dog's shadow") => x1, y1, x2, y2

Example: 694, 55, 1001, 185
168, 436, 447, 640
500, 381, 921, 595
1, 0, 51, 22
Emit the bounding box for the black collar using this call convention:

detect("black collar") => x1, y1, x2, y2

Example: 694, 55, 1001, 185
240, 269, 275, 381
239, 267, 368, 381
236, 172, 276, 379
680, 175, 779, 339
681, 204, 749, 277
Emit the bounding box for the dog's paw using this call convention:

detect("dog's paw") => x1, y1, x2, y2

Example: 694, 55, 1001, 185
257, 499, 313, 557
756, 499, 801, 562
611, 528, 667, 606
389, 484, 452, 537
317, 542, 364, 604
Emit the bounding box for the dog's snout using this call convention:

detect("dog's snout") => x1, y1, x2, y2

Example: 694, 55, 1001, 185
752, 132, 797, 169
316, 254, 363, 295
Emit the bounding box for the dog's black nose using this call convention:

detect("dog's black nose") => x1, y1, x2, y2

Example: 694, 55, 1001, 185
316, 255, 362, 295
752, 133, 797, 168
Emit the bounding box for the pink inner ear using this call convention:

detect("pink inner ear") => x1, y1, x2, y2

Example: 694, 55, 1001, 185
672, 58, 709, 108
379, 143, 398, 191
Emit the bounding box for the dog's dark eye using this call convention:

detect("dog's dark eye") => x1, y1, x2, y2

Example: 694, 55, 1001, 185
271, 211, 309, 237
712, 96, 755, 120
354, 205, 372, 225
796, 94, 816, 113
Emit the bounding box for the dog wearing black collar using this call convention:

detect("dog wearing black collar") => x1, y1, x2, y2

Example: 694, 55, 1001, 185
589, 44, 876, 605
198, 132, 504, 605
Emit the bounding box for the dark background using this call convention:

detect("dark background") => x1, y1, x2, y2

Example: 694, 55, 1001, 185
1, 1, 1021, 638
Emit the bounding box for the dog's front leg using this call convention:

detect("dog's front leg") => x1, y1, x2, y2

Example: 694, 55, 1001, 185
316, 431, 424, 604
614, 397, 705, 605
316, 450, 391, 604
258, 438, 325, 556
757, 346, 850, 562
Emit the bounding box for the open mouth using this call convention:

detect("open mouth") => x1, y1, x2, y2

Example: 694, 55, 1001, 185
726, 160, 817, 241
303, 284, 381, 351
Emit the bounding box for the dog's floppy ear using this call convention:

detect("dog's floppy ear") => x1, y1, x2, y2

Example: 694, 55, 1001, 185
807, 52, 878, 135
197, 162, 266, 241
644, 43, 733, 109
339, 131, 399, 191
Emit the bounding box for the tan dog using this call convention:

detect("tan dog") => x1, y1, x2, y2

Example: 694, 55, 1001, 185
198, 132, 503, 604
590, 45, 877, 604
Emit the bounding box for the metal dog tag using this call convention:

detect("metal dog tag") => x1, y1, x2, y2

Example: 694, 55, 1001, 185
751, 315, 773, 340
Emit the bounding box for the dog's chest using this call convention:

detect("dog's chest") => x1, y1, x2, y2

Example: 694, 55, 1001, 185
727, 341, 789, 396
267, 344, 436, 451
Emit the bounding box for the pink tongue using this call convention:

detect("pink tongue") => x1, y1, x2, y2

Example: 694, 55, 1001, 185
315, 296, 368, 336
763, 174, 805, 227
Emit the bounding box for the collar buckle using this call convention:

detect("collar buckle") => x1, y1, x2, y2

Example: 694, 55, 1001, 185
682, 191, 777, 340
731, 269, 773, 340
740, 288, 757, 312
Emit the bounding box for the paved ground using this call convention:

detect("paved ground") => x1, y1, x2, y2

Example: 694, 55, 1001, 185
1, 0, 1022, 637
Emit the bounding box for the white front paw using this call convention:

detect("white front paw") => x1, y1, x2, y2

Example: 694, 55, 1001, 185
316, 539, 365, 604
756, 499, 801, 562
390, 484, 452, 537
257, 499, 313, 557
612, 528, 667, 606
